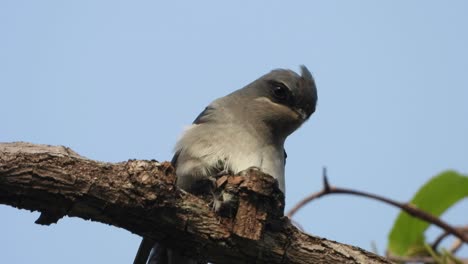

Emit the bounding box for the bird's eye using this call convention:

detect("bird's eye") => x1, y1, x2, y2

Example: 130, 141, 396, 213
272, 84, 289, 101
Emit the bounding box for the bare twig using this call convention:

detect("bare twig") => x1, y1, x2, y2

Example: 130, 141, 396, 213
449, 239, 463, 255
286, 172, 468, 244
447, 226, 468, 254
432, 226, 468, 253
432, 231, 451, 251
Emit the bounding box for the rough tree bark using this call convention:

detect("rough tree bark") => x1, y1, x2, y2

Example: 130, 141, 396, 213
0, 142, 392, 264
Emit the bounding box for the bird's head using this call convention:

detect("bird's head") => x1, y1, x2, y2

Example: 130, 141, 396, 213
238, 65, 318, 139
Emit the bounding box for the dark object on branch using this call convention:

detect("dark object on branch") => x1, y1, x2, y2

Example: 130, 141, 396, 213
0, 142, 392, 264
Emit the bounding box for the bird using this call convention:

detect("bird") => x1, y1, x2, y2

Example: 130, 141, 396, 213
134, 65, 318, 264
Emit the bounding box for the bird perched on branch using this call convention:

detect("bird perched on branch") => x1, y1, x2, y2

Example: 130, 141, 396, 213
134, 65, 318, 264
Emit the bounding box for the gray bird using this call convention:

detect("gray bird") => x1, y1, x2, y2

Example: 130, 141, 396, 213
134, 65, 317, 264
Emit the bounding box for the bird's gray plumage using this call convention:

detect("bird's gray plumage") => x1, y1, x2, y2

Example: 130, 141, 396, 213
135, 65, 317, 264
175, 66, 316, 193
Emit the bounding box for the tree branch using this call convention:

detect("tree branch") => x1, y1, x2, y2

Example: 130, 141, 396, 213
287, 169, 468, 244
0, 142, 392, 264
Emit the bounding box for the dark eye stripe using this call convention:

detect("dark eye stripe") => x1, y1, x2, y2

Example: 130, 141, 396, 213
269, 81, 291, 102
273, 86, 288, 100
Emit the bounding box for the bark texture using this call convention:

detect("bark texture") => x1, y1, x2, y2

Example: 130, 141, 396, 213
0, 142, 392, 264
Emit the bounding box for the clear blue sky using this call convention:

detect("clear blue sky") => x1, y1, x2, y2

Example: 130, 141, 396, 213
1, 1, 467, 263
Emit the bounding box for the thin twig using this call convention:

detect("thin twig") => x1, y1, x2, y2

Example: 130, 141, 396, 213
432, 226, 468, 252
432, 231, 451, 251
449, 226, 468, 254
449, 239, 463, 255
286, 174, 468, 244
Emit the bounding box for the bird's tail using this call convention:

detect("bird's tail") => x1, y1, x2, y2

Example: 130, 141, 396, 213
134, 238, 155, 264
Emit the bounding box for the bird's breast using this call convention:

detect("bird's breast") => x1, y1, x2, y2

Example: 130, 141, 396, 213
176, 123, 286, 191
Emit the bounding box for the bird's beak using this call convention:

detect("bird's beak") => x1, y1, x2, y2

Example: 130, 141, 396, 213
294, 108, 309, 121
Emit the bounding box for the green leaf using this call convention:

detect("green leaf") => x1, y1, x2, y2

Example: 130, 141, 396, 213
387, 170, 468, 256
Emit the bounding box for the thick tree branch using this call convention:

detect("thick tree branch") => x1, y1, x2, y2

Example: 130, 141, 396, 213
0, 142, 392, 264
